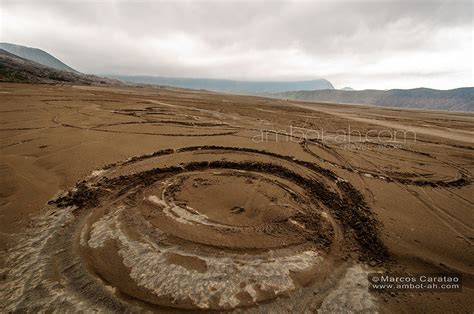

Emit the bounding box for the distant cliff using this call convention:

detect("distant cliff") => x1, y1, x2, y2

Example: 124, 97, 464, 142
109, 75, 334, 94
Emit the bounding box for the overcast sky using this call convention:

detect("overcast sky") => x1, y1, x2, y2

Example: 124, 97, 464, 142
1, 0, 472, 89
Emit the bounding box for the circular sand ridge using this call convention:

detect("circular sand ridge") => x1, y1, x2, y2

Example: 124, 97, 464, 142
302, 140, 471, 187
76, 148, 338, 309
56, 104, 240, 137
3, 146, 388, 312
57, 146, 388, 310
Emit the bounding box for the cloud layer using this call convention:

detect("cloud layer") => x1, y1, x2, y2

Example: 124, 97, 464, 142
1, 0, 472, 89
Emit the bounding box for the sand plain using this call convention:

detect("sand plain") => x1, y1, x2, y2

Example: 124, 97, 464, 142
0, 83, 473, 312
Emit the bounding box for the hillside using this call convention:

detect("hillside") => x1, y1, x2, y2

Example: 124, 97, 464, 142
272, 88, 474, 112
109, 75, 334, 94
0, 49, 118, 85
0, 42, 78, 73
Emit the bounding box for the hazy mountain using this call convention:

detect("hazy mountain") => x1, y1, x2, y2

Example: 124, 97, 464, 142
0, 42, 77, 73
109, 75, 334, 94
0, 49, 118, 85
341, 87, 354, 91
271, 88, 474, 111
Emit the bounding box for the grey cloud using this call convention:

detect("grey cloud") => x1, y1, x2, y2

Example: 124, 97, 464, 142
0, 0, 472, 89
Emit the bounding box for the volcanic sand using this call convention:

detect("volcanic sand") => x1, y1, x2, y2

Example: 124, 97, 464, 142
0, 83, 473, 312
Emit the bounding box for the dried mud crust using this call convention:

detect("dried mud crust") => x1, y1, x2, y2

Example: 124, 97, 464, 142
38, 146, 389, 310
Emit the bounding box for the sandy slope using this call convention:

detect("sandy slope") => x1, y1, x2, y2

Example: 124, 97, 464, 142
0, 83, 473, 312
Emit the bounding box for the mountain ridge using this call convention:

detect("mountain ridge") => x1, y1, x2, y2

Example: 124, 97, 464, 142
270, 87, 474, 112
0, 42, 78, 73
0, 48, 118, 85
